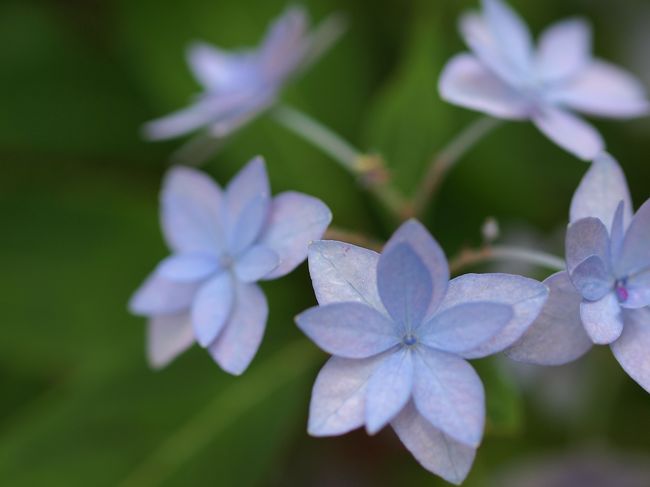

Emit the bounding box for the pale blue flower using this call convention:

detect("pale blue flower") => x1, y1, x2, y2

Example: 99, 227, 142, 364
508, 153, 650, 394
143, 7, 340, 142
296, 220, 548, 484
130, 157, 331, 374
439, 0, 649, 160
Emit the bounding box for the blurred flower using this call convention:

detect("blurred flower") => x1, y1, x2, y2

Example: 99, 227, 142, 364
439, 0, 649, 160
508, 153, 650, 393
129, 157, 331, 374
296, 220, 548, 484
143, 7, 342, 142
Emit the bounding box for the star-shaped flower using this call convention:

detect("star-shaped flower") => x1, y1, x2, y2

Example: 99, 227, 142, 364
143, 7, 339, 141
439, 0, 649, 160
296, 220, 548, 484
508, 153, 650, 393
129, 156, 331, 373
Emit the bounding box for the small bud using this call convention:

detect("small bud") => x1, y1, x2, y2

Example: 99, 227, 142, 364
482, 217, 500, 243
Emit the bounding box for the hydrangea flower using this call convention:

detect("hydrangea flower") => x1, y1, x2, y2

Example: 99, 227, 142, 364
129, 157, 331, 374
143, 7, 337, 141
296, 220, 549, 484
439, 0, 649, 160
508, 153, 650, 393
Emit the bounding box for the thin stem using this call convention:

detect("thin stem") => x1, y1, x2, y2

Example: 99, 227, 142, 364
272, 104, 408, 219
450, 244, 565, 274
118, 340, 319, 487
411, 116, 502, 217
324, 226, 383, 252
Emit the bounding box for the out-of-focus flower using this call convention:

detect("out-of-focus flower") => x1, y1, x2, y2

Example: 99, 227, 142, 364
143, 7, 342, 142
508, 153, 650, 393
296, 220, 548, 484
129, 157, 331, 374
439, 0, 649, 160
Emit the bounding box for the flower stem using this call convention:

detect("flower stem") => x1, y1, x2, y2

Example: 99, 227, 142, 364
272, 104, 408, 220
450, 244, 565, 274
410, 116, 502, 217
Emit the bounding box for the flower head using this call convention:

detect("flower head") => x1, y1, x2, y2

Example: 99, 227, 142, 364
143, 7, 342, 142
508, 153, 650, 393
296, 220, 548, 483
439, 0, 649, 160
129, 157, 331, 374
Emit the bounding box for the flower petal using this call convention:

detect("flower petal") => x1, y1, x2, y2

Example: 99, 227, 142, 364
531, 105, 604, 160
536, 18, 591, 83
156, 254, 220, 282
392, 402, 476, 485
260, 6, 308, 83
552, 60, 649, 118
439, 53, 529, 119
412, 348, 484, 448
621, 284, 650, 309
233, 244, 278, 283
505, 272, 592, 366
129, 272, 200, 316
191, 272, 234, 347
570, 153, 633, 229
147, 313, 195, 369
143, 102, 219, 140
610, 200, 626, 263
307, 240, 384, 311
308, 354, 386, 436
611, 308, 650, 393
437, 273, 549, 359
223, 156, 271, 254
482, 0, 533, 74
365, 349, 414, 435
381, 220, 450, 320
208, 282, 268, 375
570, 255, 613, 301
580, 292, 623, 345
296, 303, 399, 359
616, 199, 650, 278
377, 243, 432, 330
186, 42, 251, 91
160, 166, 226, 254
565, 217, 610, 273
419, 302, 512, 354
260, 191, 332, 280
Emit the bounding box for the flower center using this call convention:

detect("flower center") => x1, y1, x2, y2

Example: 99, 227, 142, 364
402, 334, 418, 347
615, 279, 629, 303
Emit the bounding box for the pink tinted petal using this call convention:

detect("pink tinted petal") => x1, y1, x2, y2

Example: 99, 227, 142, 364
147, 313, 195, 369
191, 272, 234, 347
536, 18, 591, 82
260, 7, 309, 83
580, 292, 624, 345
611, 308, 650, 393
532, 106, 604, 160
208, 282, 268, 375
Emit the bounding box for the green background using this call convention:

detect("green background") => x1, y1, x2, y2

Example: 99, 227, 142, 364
2, 0, 650, 485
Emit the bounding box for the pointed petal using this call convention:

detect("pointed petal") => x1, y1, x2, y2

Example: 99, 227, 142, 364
506, 272, 592, 366
186, 42, 246, 90
160, 166, 225, 254
156, 254, 220, 282
260, 7, 309, 83
439, 53, 529, 119
437, 274, 549, 359
420, 302, 512, 354
610, 201, 626, 263
621, 284, 650, 309
296, 303, 399, 359
531, 106, 604, 160
570, 153, 633, 229
616, 200, 650, 278
208, 282, 268, 375
536, 18, 591, 82
570, 255, 613, 301
377, 243, 432, 329
308, 354, 386, 436
552, 60, 649, 118
233, 244, 278, 283
143, 102, 217, 140
580, 292, 623, 345
565, 217, 610, 272
392, 402, 476, 485
381, 220, 450, 320
260, 192, 332, 279
307, 240, 384, 312
129, 272, 199, 316
147, 313, 195, 369
482, 0, 533, 73
412, 348, 484, 447
365, 349, 414, 434
611, 308, 650, 393
223, 156, 271, 254
191, 272, 234, 347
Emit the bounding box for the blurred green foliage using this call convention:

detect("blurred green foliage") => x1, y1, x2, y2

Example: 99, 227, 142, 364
2, 0, 650, 485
